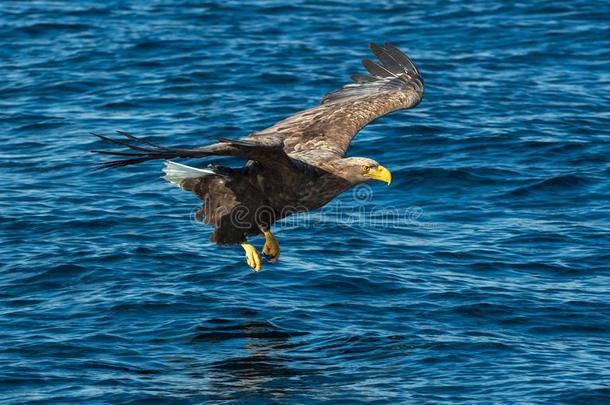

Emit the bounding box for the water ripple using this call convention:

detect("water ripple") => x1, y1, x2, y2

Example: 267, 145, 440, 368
1, 0, 609, 402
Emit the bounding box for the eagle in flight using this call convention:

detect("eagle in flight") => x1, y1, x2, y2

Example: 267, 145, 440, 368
93, 43, 424, 271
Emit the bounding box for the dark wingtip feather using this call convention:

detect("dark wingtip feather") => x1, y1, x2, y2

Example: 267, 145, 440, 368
90, 131, 162, 153
91, 131, 170, 168
91, 132, 113, 143
382, 42, 419, 74
362, 58, 395, 78
91, 150, 147, 156
116, 130, 165, 149
217, 137, 258, 147
370, 42, 405, 75
95, 157, 152, 169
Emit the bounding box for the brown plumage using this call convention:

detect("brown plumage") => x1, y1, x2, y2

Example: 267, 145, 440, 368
92, 42, 424, 270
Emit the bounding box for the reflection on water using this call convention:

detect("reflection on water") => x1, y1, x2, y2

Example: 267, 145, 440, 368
192, 320, 313, 401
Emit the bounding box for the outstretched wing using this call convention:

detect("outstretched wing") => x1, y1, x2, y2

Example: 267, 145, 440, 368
92, 131, 291, 169
93, 42, 422, 169
251, 43, 424, 159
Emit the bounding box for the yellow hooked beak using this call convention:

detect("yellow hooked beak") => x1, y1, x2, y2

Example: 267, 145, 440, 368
364, 165, 392, 185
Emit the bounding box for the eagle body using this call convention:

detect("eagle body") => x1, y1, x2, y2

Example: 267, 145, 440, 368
181, 158, 352, 245
93, 42, 424, 271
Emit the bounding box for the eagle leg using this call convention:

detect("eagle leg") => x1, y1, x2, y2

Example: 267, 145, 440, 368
261, 229, 280, 263
241, 242, 262, 272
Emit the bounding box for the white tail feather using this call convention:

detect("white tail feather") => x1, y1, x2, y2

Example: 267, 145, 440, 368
162, 160, 214, 185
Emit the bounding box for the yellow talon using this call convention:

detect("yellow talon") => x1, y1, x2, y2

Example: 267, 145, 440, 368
262, 230, 280, 263
241, 242, 262, 272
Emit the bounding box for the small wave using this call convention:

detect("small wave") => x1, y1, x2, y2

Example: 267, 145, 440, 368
505, 174, 591, 197
12, 122, 65, 132
98, 101, 139, 110
65, 7, 112, 17
554, 388, 610, 404
18, 22, 91, 35
396, 167, 510, 189
307, 273, 406, 295
192, 319, 307, 342
12, 264, 90, 287
528, 323, 610, 336
453, 302, 515, 319
253, 72, 300, 84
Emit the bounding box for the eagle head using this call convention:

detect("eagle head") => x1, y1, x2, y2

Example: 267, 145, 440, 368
339, 157, 392, 186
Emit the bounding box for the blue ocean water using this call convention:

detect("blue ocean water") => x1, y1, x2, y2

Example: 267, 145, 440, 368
1, 0, 610, 402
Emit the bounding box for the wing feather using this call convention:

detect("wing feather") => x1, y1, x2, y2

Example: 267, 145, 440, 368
251, 42, 424, 159
369, 42, 404, 75
362, 58, 396, 78
350, 74, 376, 83
93, 131, 292, 169
383, 42, 420, 74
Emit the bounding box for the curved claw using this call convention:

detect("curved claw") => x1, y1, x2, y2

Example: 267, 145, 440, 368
241, 242, 262, 272
262, 230, 280, 263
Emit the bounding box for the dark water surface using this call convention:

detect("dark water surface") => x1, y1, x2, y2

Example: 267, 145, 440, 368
2, 1, 610, 403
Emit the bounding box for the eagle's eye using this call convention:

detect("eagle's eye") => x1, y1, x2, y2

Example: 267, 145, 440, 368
362, 164, 372, 173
